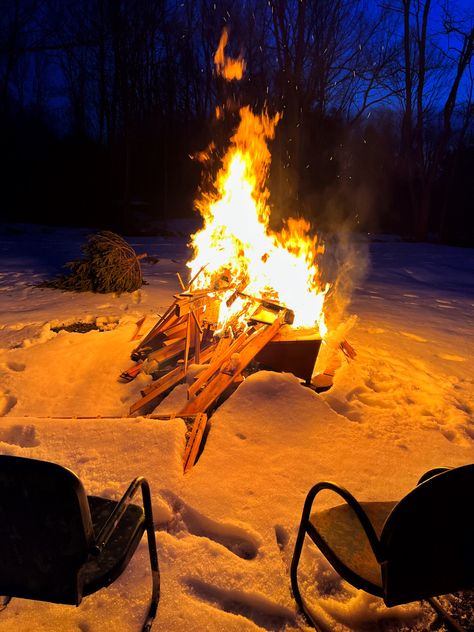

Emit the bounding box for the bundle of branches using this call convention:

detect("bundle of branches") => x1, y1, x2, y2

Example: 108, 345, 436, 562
47, 231, 145, 293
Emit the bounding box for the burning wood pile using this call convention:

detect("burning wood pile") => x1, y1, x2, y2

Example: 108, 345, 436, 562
123, 285, 293, 416
120, 31, 338, 471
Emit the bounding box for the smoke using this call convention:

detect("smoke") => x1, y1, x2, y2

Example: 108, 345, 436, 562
322, 221, 370, 329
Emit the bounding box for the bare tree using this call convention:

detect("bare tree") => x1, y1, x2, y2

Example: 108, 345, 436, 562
396, 0, 473, 239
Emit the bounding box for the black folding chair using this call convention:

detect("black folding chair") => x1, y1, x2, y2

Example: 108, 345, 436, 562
291, 464, 474, 632
0, 455, 160, 631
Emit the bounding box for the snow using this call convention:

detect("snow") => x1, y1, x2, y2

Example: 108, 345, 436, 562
0, 224, 473, 631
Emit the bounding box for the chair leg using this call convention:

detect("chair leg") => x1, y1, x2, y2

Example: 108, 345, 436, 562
426, 597, 466, 632
141, 482, 161, 632
290, 524, 322, 630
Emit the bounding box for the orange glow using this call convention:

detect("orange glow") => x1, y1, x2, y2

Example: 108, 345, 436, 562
214, 28, 246, 81
187, 105, 328, 336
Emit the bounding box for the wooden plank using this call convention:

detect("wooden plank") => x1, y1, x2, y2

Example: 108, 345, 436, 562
188, 263, 208, 289
162, 336, 186, 347
193, 316, 201, 364
132, 310, 180, 360
198, 341, 219, 363
162, 319, 188, 339
136, 301, 178, 347
179, 288, 216, 298
120, 363, 143, 381
186, 333, 245, 399
148, 338, 186, 365
138, 341, 219, 397
212, 335, 233, 359
130, 316, 146, 341
190, 308, 203, 335
183, 314, 192, 374
183, 413, 208, 472
340, 339, 357, 359
176, 272, 186, 290
179, 316, 282, 415
175, 294, 216, 317
129, 365, 187, 415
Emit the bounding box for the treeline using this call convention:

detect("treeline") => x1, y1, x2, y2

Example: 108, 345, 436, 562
1, 0, 473, 243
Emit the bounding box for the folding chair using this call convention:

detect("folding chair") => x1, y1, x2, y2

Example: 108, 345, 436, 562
0, 455, 160, 631
291, 464, 474, 631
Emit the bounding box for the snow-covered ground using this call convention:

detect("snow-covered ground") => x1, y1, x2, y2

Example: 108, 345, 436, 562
0, 223, 472, 632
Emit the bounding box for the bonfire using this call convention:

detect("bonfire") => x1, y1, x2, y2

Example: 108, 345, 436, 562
121, 29, 336, 471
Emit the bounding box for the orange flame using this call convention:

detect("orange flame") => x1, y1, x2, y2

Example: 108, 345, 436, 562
188, 106, 329, 336
214, 28, 246, 81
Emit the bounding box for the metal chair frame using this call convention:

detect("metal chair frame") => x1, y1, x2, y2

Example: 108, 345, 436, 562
0, 456, 160, 632
291, 466, 473, 632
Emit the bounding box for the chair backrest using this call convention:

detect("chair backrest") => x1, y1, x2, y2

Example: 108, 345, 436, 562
0, 455, 94, 605
380, 464, 474, 606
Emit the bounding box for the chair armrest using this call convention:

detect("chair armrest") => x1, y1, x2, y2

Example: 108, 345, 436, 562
90, 476, 150, 555
303, 481, 383, 561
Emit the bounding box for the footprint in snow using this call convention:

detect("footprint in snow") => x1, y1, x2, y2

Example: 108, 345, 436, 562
0, 392, 18, 416
437, 353, 466, 362
274, 524, 290, 552
400, 331, 427, 343
366, 327, 385, 334
0, 424, 39, 447
6, 361, 26, 372
183, 577, 296, 631
161, 492, 261, 560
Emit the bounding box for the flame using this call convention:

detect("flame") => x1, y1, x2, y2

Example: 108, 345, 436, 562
188, 106, 329, 336
214, 28, 246, 81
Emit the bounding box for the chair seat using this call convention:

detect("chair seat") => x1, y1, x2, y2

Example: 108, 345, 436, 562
81, 496, 145, 596
309, 501, 397, 590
